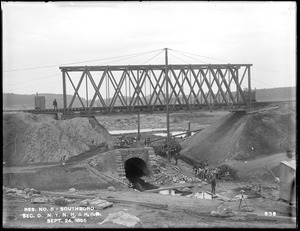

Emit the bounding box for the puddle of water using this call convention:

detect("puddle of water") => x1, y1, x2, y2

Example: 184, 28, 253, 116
109, 128, 167, 135
109, 126, 208, 136
154, 131, 197, 137
158, 189, 211, 199
191, 192, 212, 200
158, 190, 183, 196
159, 189, 176, 195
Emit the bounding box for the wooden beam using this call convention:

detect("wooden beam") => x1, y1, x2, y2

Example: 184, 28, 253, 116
145, 184, 194, 193
205, 191, 231, 201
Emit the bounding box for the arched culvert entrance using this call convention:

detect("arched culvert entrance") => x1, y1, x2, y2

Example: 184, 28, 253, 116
124, 158, 157, 191
125, 158, 149, 181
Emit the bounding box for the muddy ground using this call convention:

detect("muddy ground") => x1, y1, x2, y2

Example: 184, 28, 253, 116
2, 106, 297, 228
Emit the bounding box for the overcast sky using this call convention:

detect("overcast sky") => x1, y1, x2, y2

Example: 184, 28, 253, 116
2, 1, 296, 96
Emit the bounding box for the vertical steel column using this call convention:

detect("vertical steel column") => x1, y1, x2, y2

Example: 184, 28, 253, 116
248, 66, 252, 108
62, 71, 67, 113
165, 48, 170, 162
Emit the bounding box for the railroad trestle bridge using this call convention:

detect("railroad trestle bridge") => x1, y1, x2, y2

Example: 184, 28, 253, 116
55, 63, 253, 115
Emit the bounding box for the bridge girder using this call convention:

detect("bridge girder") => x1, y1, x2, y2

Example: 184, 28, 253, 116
59, 64, 253, 114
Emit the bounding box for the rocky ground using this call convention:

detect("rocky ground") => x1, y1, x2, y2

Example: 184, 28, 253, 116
2, 102, 297, 228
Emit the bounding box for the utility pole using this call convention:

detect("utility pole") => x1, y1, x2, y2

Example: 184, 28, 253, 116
137, 70, 140, 141
165, 48, 170, 162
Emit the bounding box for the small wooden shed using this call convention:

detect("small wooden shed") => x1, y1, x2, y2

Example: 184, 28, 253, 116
34, 96, 46, 109
279, 160, 296, 202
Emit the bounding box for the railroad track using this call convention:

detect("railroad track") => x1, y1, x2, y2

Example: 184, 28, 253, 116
3, 100, 295, 116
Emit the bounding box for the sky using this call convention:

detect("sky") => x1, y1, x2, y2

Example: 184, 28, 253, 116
2, 1, 296, 97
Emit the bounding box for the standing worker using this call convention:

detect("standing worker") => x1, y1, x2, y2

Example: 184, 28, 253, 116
53, 99, 58, 110
211, 175, 217, 198
174, 152, 180, 166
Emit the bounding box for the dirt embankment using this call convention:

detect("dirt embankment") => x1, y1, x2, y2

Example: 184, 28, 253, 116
3, 113, 114, 166
180, 104, 296, 167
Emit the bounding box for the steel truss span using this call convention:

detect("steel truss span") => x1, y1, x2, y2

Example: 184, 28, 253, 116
59, 64, 253, 114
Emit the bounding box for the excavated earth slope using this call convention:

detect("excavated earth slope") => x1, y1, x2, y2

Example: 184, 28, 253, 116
3, 113, 114, 166
180, 103, 296, 167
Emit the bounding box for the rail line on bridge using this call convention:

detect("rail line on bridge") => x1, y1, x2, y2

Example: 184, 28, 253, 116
5, 101, 291, 116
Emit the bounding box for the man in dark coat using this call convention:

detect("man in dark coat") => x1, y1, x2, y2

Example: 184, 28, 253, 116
53, 99, 58, 110
211, 175, 217, 198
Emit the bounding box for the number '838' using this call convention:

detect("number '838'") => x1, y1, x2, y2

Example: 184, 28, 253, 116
265, 212, 276, 216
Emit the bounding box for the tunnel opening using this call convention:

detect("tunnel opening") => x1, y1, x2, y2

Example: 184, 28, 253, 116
124, 158, 158, 191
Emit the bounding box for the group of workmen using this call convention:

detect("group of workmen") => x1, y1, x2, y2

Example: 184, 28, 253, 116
193, 160, 220, 181
115, 136, 139, 147
193, 160, 221, 197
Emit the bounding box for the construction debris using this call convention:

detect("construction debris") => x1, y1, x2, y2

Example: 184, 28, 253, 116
193, 191, 212, 199
98, 211, 142, 227
69, 188, 76, 193
31, 197, 49, 204
51, 197, 75, 206
80, 198, 113, 210
107, 186, 116, 192
3, 186, 41, 199
210, 202, 235, 217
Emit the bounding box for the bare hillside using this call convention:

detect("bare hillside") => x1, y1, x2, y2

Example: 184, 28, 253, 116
3, 113, 114, 166
180, 102, 296, 166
